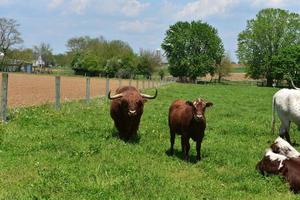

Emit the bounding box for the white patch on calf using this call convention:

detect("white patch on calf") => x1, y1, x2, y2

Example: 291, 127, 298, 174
274, 137, 300, 158
266, 148, 287, 170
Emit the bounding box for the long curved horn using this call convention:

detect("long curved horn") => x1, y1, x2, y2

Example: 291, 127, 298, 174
140, 88, 158, 99
108, 91, 123, 100
289, 75, 300, 90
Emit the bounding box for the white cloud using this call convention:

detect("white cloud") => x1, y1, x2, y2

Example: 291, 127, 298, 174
177, 0, 238, 19
251, 0, 288, 7
69, 0, 89, 14
0, 0, 12, 6
119, 19, 155, 33
121, 0, 149, 16
48, 0, 64, 9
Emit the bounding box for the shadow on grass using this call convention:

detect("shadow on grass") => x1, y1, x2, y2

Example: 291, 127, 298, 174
165, 149, 199, 164
111, 128, 141, 144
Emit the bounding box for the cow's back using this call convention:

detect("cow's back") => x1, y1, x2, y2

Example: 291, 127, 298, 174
274, 89, 300, 126
169, 100, 193, 132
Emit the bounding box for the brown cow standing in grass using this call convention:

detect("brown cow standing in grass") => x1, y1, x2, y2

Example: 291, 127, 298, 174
108, 86, 157, 141
168, 98, 213, 162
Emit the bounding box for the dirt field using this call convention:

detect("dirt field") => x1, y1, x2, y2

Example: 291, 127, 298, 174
203, 72, 251, 81
0, 73, 155, 108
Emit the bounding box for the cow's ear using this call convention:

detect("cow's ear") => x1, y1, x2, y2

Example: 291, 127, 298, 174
271, 143, 280, 153
205, 102, 213, 108
186, 101, 194, 107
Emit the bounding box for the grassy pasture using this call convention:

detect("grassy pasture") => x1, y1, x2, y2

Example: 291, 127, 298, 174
231, 66, 246, 73
0, 83, 299, 199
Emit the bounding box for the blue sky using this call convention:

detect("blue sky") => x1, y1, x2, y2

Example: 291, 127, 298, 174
0, 0, 299, 61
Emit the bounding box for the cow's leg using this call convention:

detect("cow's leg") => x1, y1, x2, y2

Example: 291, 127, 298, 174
196, 140, 202, 161
279, 121, 291, 143
170, 130, 175, 155
181, 135, 190, 161
285, 121, 291, 144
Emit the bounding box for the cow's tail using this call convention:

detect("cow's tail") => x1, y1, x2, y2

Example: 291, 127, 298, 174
289, 74, 300, 90
271, 96, 276, 134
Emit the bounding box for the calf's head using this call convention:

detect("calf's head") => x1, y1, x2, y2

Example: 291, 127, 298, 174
256, 148, 287, 175
186, 98, 213, 121
108, 89, 157, 117
271, 137, 300, 158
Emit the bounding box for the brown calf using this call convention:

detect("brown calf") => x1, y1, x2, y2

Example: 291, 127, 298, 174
168, 98, 213, 162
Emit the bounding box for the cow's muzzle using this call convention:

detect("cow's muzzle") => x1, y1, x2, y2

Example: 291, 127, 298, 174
128, 110, 137, 116
194, 114, 204, 121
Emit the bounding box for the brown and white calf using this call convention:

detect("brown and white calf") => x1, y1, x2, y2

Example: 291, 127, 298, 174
271, 137, 300, 158
257, 139, 300, 193
168, 98, 213, 162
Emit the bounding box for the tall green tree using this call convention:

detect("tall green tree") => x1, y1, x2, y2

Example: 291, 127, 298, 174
68, 36, 137, 77
161, 20, 224, 82
272, 44, 300, 85
237, 8, 300, 86
137, 49, 162, 78
216, 52, 232, 83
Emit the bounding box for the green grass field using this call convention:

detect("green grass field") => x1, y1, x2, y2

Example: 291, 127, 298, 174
231, 66, 246, 73
1, 83, 299, 199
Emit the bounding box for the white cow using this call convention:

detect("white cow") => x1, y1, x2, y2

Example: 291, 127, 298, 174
272, 81, 300, 143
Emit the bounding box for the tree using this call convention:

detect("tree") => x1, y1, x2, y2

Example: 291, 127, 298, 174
137, 49, 162, 78
7, 48, 33, 62
161, 20, 224, 82
216, 52, 232, 83
53, 53, 72, 67
237, 8, 300, 86
272, 44, 300, 85
0, 18, 23, 70
158, 69, 165, 80
68, 36, 138, 77
33, 43, 55, 67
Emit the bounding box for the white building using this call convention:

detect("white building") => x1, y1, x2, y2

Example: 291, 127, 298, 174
33, 55, 45, 67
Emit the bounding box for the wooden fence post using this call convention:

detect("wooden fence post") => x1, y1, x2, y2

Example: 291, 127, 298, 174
129, 78, 132, 86
136, 79, 139, 89
86, 77, 90, 103
55, 76, 61, 109
0, 73, 8, 121
105, 77, 110, 97
119, 78, 122, 88
142, 80, 145, 89
148, 79, 150, 88
152, 79, 154, 88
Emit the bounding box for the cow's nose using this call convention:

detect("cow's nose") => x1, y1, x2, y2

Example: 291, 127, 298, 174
128, 110, 137, 116
196, 114, 203, 119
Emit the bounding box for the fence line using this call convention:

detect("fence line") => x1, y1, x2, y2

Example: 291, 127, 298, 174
86, 77, 90, 103
0, 73, 8, 121
55, 76, 61, 109
0, 73, 172, 121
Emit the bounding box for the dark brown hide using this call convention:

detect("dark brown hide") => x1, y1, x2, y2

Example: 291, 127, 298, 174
257, 147, 300, 193
256, 156, 283, 176
168, 99, 213, 162
281, 158, 300, 193
109, 86, 156, 140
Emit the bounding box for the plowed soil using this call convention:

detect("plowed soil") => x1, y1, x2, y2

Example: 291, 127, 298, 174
0, 73, 154, 108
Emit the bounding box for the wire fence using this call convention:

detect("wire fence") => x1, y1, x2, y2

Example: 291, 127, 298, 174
0, 73, 174, 121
